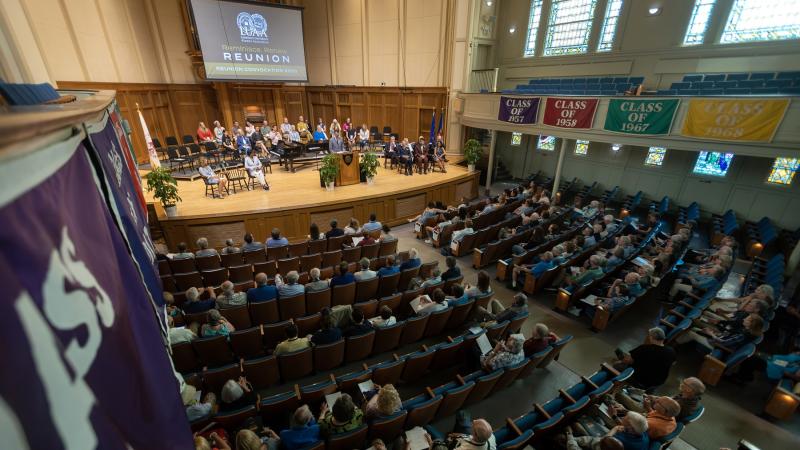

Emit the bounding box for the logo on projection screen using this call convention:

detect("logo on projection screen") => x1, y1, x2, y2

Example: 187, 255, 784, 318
237, 12, 269, 44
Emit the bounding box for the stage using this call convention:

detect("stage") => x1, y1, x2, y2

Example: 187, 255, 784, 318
146, 162, 479, 250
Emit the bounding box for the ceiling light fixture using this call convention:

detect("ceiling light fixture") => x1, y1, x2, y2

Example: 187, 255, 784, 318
612, 143, 622, 151
487, 1, 493, 6
648, 7, 661, 16
509, 26, 516, 34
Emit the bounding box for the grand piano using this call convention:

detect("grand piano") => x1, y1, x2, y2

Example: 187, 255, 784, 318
275, 140, 333, 172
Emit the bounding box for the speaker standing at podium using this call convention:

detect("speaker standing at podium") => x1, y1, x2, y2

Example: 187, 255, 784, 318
330, 132, 345, 153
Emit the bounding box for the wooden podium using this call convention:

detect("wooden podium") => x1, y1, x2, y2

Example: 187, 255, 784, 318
336, 151, 360, 186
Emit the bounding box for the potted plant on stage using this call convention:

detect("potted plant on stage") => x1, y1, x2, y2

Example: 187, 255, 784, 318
145, 166, 181, 217
320, 153, 339, 191
360, 151, 379, 185
464, 138, 483, 173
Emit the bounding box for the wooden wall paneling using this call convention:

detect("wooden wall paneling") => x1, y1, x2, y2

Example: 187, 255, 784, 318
186, 222, 247, 249
282, 88, 308, 122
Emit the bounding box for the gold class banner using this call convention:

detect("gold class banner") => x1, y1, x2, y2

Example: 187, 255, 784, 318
681, 98, 790, 142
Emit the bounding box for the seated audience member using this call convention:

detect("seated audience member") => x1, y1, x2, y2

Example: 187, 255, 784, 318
610, 396, 679, 440
369, 306, 397, 328
602, 215, 620, 236
702, 297, 768, 326
481, 334, 525, 371
615, 328, 676, 390
583, 226, 598, 247
364, 384, 402, 421
378, 255, 400, 277
494, 292, 530, 323
616, 377, 705, 422
362, 213, 383, 233
451, 219, 475, 244
182, 383, 216, 422
355, 231, 377, 247
310, 309, 342, 346
354, 257, 377, 281
247, 272, 278, 303
266, 228, 289, 248
411, 202, 446, 226
399, 248, 421, 271
524, 323, 558, 356
309, 223, 323, 241
344, 218, 361, 236
195, 237, 219, 257
219, 377, 255, 412
278, 405, 321, 450
201, 309, 236, 338
416, 288, 449, 316
168, 315, 196, 344
465, 270, 493, 299
380, 224, 397, 242
563, 255, 605, 292
343, 308, 373, 337
680, 313, 764, 354
319, 393, 364, 436
329, 262, 355, 288
242, 232, 264, 252
216, 280, 247, 308
586, 285, 633, 318
275, 323, 311, 355
667, 266, 725, 301
326, 219, 344, 239
183, 287, 217, 314
221, 238, 241, 255
306, 268, 330, 293
441, 256, 461, 281
512, 251, 555, 288
606, 247, 626, 268
197, 158, 227, 198
172, 242, 194, 260
569, 411, 648, 450
708, 283, 774, 314
419, 267, 443, 289
447, 284, 470, 307
276, 271, 305, 297
427, 417, 496, 450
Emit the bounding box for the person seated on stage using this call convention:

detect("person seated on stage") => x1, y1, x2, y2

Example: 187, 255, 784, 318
329, 131, 345, 153
221, 238, 241, 255
195, 237, 218, 258
330, 262, 355, 289
274, 323, 311, 355
245, 121, 256, 137
171, 242, 194, 260
250, 127, 269, 156
377, 255, 400, 277
197, 121, 214, 142
399, 138, 414, 175
312, 125, 328, 142
267, 125, 282, 151
275, 271, 305, 298
235, 129, 252, 159
399, 248, 421, 271
212, 120, 225, 143
344, 218, 361, 236
266, 227, 289, 248
306, 268, 330, 293
316, 117, 327, 133
287, 125, 302, 144
248, 272, 278, 303
244, 150, 269, 191
414, 136, 429, 174
342, 117, 353, 135
358, 123, 370, 151
380, 224, 397, 242
296, 115, 311, 144
231, 120, 242, 137
221, 130, 236, 154
354, 257, 377, 281
362, 213, 383, 234
384, 135, 398, 167
326, 219, 344, 239
432, 140, 447, 173
329, 118, 342, 137
198, 157, 228, 198
280, 117, 293, 138
242, 232, 264, 252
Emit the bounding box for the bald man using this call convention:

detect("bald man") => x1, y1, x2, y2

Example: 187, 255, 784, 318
425, 414, 497, 450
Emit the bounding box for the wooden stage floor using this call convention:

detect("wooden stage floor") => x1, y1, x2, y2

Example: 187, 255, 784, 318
146, 163, 475, 221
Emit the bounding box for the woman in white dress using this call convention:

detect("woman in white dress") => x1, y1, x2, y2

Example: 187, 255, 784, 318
244, 150, 269, 191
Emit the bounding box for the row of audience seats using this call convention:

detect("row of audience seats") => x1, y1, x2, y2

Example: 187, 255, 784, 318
743, 254, 785, 301
745, 217, 778, 257
711, 210, 738, 245
656, 72, 800, 96
620, 191, 643, 217
505, 76, 644, 96
649, 196, 670, 216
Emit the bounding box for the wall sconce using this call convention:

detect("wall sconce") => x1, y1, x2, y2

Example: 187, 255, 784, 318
648, 6, 662, 16
486, 1, 493, 6
509, 26, 516, 34
612, 143, 622, 151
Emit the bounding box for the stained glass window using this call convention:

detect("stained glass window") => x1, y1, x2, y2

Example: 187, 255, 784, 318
511, 132, 523, 146
693, 151, 734, 176
645, 147, 667, 166
767, 157, 799, 185
538, 135, 556, 151
684, 0, 717, 45
574, 139, 589, 155
544, 0, 599, 56
721, 0, 800, 44
598, 0, 624, 51
524, 0, 545, 56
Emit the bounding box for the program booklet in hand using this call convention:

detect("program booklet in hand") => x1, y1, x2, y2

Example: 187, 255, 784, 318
406, 426, 430, 450
476, 333, 493, 355
358, 380, 375, 394
351, 236, 364, 246
409, 295, 431, 314
580, 294, 598, 306
324, 392, 342, 408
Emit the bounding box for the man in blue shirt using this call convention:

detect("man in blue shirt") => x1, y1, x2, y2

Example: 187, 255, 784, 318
266, 227, 289, 248
362, 213, 382, 233
530, 252, 555, 278
329, 262, 355, 288
247, 273, 278, 303
279, 405, 321, 449
241, 232, 264, 252
446, 284, 470, 307
377, 255, 400, 277
182, 287, 216, 314
399, 248, 421, 271
276, 271, 305, 297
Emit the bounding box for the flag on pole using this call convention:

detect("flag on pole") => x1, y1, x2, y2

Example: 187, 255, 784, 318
437, 108, 444, 139
429, 110, 436, 144
138, 105, 161, 168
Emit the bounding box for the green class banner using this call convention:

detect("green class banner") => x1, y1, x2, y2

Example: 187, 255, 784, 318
603, 98, 680, 135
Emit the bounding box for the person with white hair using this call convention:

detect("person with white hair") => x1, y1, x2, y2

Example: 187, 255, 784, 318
168, 315, 196, 344
709, 283, 774, 313
580, 200, 600, 217
277, 405, 322, 450
602, 214, 619, 236
215, 280, 246, 308
305, 268, 330, 292
182, 381, 216, 421
667, 265, 725, 301
275, 270, 305, 297
572, 411, 649, 450
182, 286, 217, 314
354, 257, 377, 281
424, 415, 497, 450
247, 272, 278, 303
480, 334, 525, 371
195, 237, 219, 257
615, 377, 705, 422
563, 255, 605, 292
221, 238, 241, 255
523, 322, 558, 356
172, 242, 194, 260
219, 377, 255, 412
399, 248, 421, 271
201, 309, 236, 338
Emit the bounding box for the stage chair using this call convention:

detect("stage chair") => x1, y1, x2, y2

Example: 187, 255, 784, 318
369, 358, 405, 386
195, 255, 221, 270
314, 339, 345, 371
332, 282, 356, 307
243, 355, 280, 389
227, 264, 253, 283
295, 312, 321, 337
263, 320, 292, 349
399, 315, 429, 346
220, 305, 252, 329
300, 253, 322, 272
166, 146, 188, 172
267, 245, 289, 261
225, 168, 247, 193
345, 330, 375, 362
249, 299, 279, 325
221, 252, 244, 267
202, 363, 241, 394
243, 248, 267, 264
278, 293, 306, 321
278, 347, 314, 381
377, 272, 401, 298
202, 175, 226, 199
353, 299, 378, 319
201, 268, 228, 287
171, 342, 199, 373
289, 240, 309, 257
192, 335, 234, 367
355, 277, 379, 303
230, 327, 264, 359
182, 134, 195, 144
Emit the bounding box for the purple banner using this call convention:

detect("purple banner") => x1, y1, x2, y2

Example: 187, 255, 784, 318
498, 96, 541, 124
0, 137, 191, 449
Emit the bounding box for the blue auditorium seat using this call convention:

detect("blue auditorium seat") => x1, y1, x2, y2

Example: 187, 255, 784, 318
601, 90, 616, 95
714, 80, 737, 89
572, 90, 586, 95
751, 87, 779, 95
677, 89, 699, 95
781, 87, 800, 95
656, 89, 677, 95
613, 77, 628, 83
692, 81, 714, 89
703, 74, 725, 82
682, 74, 703, 83
601, 83, 615, 90
750, 72, 775, 80
600, 77, 614, 84
670, 82, 690, 90
700, 88, 723, 95
726, 73, 749, 81
739, 79, 765, 88
725, 87, 751, 95
615, 83, 631, 91
765, 79, 792, 88
585, 77, 600, 84
560, 78, 574, 85
585, 89, 601, 95
629, 76, 644, 85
